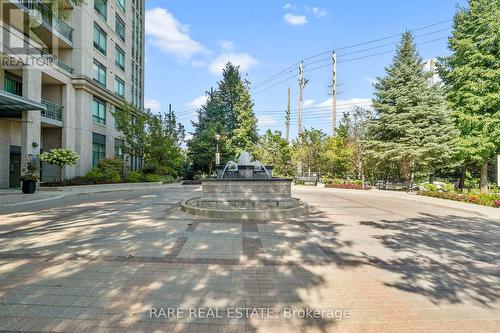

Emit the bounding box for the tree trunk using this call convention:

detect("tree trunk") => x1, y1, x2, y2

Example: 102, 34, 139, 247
458, 164, 466, 192
480, 159, 488, 193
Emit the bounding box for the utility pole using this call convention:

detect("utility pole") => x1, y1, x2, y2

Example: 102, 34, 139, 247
332, 51, 337, 135
285, 87, 290, 143
298, 61, 308, 141
298, 62, 303, 140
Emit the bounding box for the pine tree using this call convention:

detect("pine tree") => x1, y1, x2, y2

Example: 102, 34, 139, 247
217, 63, 258, 155
438, 0, 500, 193
187, 90, 229, 174
366, 32, 458, 183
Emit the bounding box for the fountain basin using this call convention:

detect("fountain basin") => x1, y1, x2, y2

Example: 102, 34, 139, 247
181, 178, 307, 220
180, 151, 307, 220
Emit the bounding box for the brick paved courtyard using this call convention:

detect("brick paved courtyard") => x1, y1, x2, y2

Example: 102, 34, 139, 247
0, 185, 499, 332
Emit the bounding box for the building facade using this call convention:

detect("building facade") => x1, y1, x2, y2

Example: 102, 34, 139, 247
0, 0, 145, 188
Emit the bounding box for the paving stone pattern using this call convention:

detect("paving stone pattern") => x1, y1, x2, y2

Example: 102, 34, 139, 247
0, 186, 498, 332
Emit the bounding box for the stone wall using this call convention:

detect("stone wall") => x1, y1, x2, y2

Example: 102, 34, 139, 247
201, 179, 292, 201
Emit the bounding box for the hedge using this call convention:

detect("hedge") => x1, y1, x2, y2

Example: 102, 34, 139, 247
418, 191, 500, 208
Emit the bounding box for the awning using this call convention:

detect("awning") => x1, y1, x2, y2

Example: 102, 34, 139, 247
0, 90, 46, 118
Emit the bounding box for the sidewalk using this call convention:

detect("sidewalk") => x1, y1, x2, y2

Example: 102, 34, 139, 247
0, 182, 177, 208
315, 186, 500, 220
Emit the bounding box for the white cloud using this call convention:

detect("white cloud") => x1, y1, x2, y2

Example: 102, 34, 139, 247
209, 52, 258, 75
283, 13, 308, 25
284, 3, 298, 10
186, 95, 208, 109
219, 40, 235, 51
312, 7, 327, 18
257, 115, 278, 126
145, 8, 206, 60
310, 97, 372, 115
302, 99, 315, 108
145, 99, 161, 111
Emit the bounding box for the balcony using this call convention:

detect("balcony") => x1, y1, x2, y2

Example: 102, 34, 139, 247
14, 0, 74, 43
41, 99, 63, 121
40, 52, 73, 74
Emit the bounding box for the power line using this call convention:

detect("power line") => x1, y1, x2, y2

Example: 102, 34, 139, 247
249, 19, 452, 92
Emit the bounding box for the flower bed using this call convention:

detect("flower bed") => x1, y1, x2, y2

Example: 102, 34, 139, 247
325, 183, 371, 190
418, 191, 500, 208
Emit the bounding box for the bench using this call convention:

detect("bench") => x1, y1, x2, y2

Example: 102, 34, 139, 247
294, 176, 318, 186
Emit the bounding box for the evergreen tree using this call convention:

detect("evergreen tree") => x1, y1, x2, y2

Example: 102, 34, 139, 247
217, 63, 258, 155
255, 130, 293, 177
366, 32, 458, 183
187, 90, 229, 174
438, 0, 500, 193
187, 63, 258, 174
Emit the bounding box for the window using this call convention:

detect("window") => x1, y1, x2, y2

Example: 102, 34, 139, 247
93, 60, 106, 86
4, 75, 22, 96
114, 76, 125, 97
94, 0, 107, 20
92, 133, 106, 167
93, 24, 107, 55
116, 0, 125, 12
114, 138, 124, 160
92, 96, 106, 124
115, 46, 125, 71
115, 15, 125, 41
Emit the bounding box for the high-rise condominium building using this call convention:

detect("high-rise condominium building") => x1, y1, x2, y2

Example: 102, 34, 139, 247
0, 0, 145, 188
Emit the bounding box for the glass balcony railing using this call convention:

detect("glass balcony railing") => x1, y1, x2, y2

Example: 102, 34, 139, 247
18, 0, 74, 42
41, 99, 63, 121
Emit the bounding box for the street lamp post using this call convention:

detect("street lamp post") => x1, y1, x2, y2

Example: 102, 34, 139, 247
215, 134, 220, 165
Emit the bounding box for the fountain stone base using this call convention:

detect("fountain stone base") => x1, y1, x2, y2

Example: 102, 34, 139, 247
181, 152, 307, 220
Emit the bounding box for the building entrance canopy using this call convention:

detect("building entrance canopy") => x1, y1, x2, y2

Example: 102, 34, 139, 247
0, 90, 46, 117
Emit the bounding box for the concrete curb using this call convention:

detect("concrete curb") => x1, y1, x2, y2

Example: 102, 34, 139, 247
181, 197, 308, 220
38, 182, 164, 192
0, 183, 177, 209
0, 194, 69, 208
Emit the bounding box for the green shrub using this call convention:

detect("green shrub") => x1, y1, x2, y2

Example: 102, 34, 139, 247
85, 167, 120, 183
161, 175, 175, 184
97, 158, 123, 174
418, 191, 500, 208
423, 183, 438, 192
443, 183, 455, 192
143, 174, 162, 182
127, 171, 142, 183
142, 164, 158, 175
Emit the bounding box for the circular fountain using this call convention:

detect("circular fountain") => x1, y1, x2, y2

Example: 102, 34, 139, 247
181, 152, 307, 220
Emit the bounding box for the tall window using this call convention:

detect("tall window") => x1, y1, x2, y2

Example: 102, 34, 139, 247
115, 15, 125, 41
116, 0, 125, 12
93, 60, 106, 86
94, 0, 107, 20
114, 138, 124, 160
114, 76, 125, 97
92, 133, 106, 167
92, 96, 106, 124
4, 75, 22, 96
93, 24, 107, 55
115, 46, 125, 71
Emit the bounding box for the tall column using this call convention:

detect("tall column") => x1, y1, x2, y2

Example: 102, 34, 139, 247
21, 66, 42, 177
61, 84, 76, 178
0, 121, 10, 188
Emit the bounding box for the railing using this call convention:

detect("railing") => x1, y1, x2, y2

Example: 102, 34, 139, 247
40, 52, 73, 74
18, 0, 74, 42
41, 99, 63, 121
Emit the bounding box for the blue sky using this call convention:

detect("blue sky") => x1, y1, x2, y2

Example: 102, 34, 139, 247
144, 0, 466, 140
